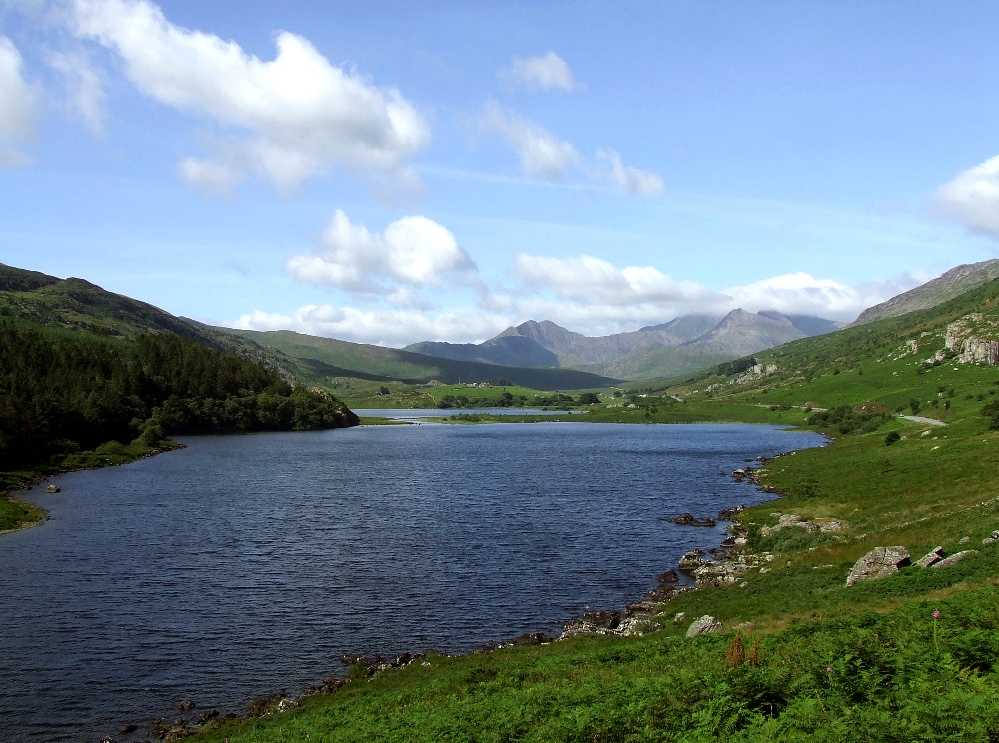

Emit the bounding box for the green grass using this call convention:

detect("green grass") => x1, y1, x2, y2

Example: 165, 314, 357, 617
183, 585, 999, 742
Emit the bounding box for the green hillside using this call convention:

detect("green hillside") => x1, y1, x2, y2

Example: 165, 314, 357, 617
175, 279, 999, 742
224, 328, 620, 391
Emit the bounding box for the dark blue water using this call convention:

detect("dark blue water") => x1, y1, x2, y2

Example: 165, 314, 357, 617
0, 422, 824, 742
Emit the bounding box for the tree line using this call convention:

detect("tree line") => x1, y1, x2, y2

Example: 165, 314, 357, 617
0, 323, 358, 469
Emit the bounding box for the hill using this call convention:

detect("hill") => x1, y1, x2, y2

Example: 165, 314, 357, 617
406, 311, 841, 380
0, 263, 616, 391
223, 329, 618, 391
852, 258, 999, 325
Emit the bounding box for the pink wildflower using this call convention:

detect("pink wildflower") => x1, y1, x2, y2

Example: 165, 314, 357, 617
933, 610, 940, 618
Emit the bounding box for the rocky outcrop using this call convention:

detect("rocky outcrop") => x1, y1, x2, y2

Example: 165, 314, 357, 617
913, 547, 944, 568
679, 549, 708, 571
761, 513, 847, 536
686, 615, 722, 638
845, 546, 910, 587
930, 550, 978, 569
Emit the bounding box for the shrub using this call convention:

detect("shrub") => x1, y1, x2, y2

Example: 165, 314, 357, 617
95, 440, 127, 456
885, 431, 901, 446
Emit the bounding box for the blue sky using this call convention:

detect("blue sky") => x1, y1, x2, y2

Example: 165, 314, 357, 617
2, 0, 999, 346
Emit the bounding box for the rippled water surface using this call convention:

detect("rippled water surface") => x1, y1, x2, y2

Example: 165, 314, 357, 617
0, 422, 824, 742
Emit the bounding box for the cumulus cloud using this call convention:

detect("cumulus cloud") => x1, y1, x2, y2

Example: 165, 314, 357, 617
514, 254, 913, 328
723, 272, 900, 320
286, 210, 478, 299
514, 253, 718, 306
69, 0, 429, 192
232, 304, 509, 346
46, 47, 106, 135
0, 36, 38, 167
478, 101, 581, 181
598, 149, 664, 196
936, 155, 999, 238
499, 51, 581, 93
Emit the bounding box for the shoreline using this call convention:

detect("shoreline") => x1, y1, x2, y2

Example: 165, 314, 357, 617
121, 438, 803, 742
0, 442, 186, 536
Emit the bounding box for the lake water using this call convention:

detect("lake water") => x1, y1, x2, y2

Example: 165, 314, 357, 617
0, 422, 824, 742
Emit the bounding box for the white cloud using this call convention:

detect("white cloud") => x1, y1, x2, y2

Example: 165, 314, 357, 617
286, 210, 478, 298
232, 304, 509, 346
499, 51, 581, 93
723, 272, 906, 320
177, 156, 244, 197
46, 47, 106, 135
70, 0, 429, 192
598, 149, 664, 196
478, 101, 582, 181
0, 36, 38, 167
477, 104, 661, 195
514, 253, 718, 306
936, 155, 999, 238
514, 254, 913, 328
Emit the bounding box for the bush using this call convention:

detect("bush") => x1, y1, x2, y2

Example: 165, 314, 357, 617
885, 431, 901, 446
95, 440, 127, 456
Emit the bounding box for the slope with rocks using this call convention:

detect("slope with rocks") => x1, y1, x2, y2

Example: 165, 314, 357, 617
852, 258, 999, 325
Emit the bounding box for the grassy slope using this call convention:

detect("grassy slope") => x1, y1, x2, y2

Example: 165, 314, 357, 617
178, 283, 999, 741
225, 328, 620, 391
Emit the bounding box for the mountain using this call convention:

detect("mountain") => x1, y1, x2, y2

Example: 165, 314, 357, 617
672, 276, 999, 408
852, 259, 999, 325
407, 311, 841, 380
224, 329, 618, 391
0, 263, 616, 391
682, 309, 815, 357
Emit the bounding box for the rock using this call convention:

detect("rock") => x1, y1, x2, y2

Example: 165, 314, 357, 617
817, 519, 848, 533
983, 537, 996, 546
845, 546, 911, 587
914, 546, 944, 568
930, 550, 978, 569
761, 514, 818, 537
733, 469, 747, 478
679, 549, 707, 570
717, 504, 746, 521
44, 485, 59, 493
657, 570, 679, 583
276, 698, 298, 712
686, 615, 722, 638
673, 612, 685, 625
668, 513, 717, 527
693, 561, 749, 587
177, 699, 196, 711
959, 536, 971, 544
118, 724, 137, 735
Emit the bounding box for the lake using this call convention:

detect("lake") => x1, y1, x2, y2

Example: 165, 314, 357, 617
0, 421, 824, 742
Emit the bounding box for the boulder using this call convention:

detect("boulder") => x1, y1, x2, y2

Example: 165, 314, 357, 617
845, 546, 910, 587
930, 550, 978, 569
44, 485, 60, 493
686, 615, 722, 638
914, 547, 944, 568
679, 549, 707, 570
668, 513, 717, 527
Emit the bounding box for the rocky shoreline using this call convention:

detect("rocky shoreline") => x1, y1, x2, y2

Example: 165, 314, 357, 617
101, 452, 789, 743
